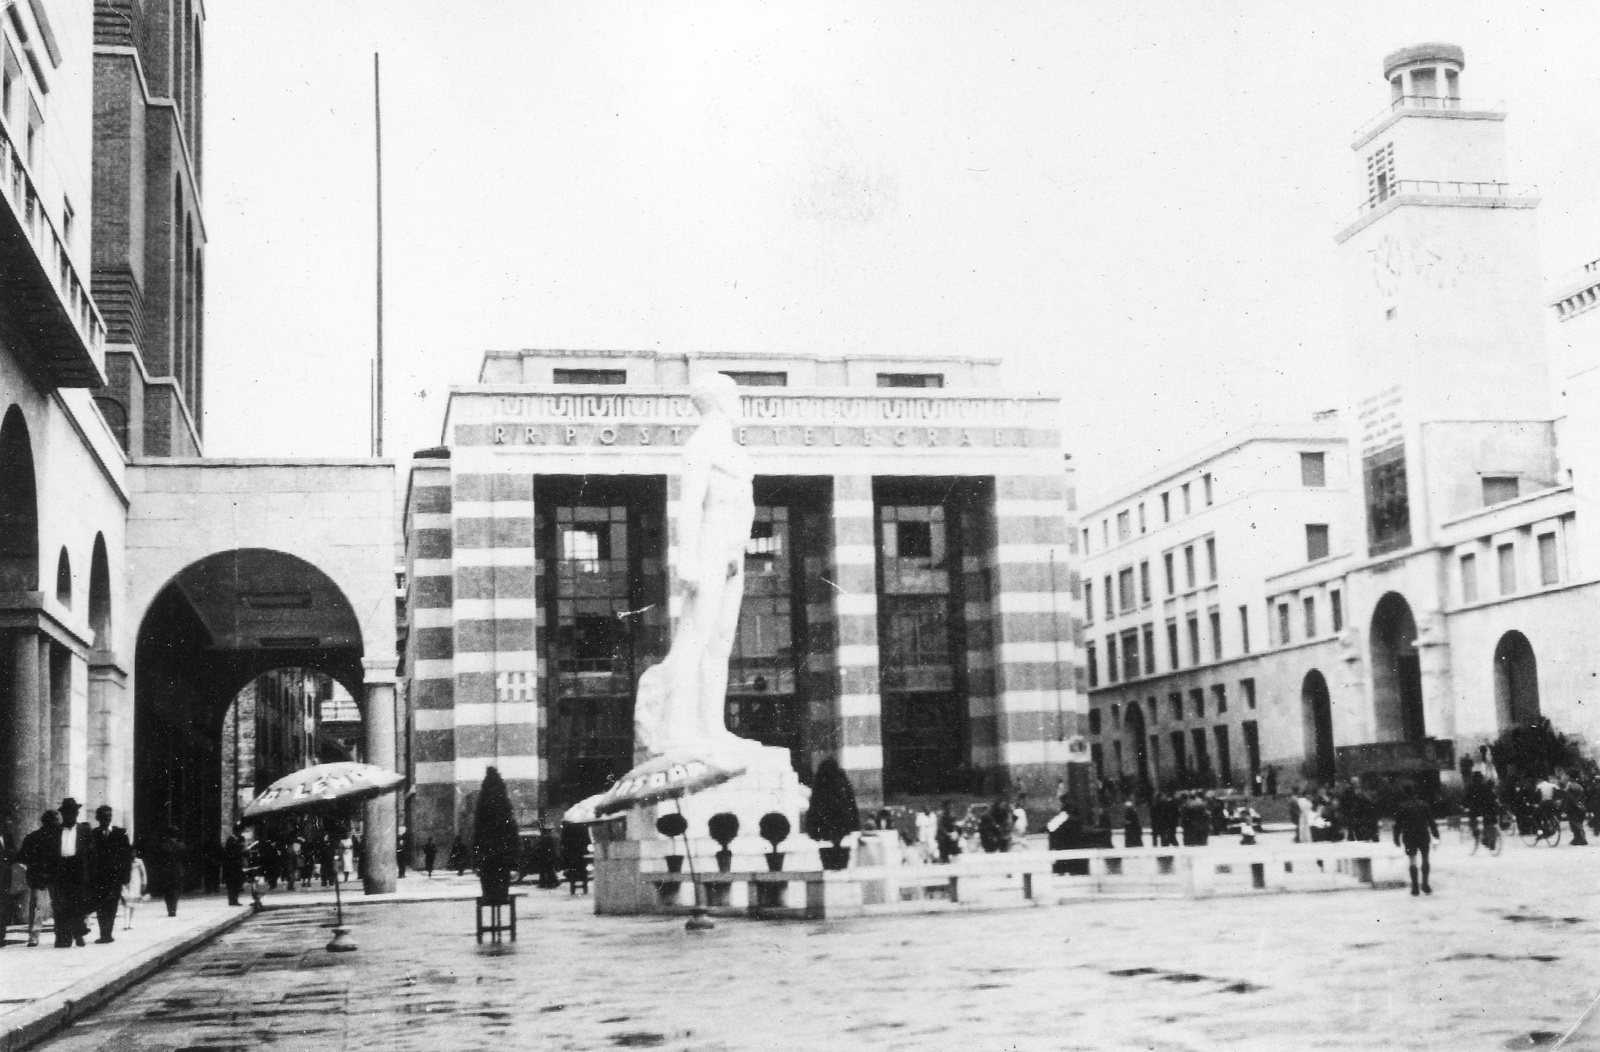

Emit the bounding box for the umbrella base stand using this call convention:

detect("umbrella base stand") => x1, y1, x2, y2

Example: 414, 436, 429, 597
325, 927, 358, 952
685, 906, 715, 931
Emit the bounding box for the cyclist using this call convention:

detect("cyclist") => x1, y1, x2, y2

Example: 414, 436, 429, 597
1393, 784, 1439, 896
1463, 771, 1499, 851
1535, 774, 1561, 834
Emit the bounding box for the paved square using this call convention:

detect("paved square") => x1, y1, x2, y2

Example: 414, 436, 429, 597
28, 837, 1600, 1051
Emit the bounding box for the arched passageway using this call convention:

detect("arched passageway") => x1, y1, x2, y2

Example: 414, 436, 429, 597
134, 549, 366, 880
1370, 592, 1426, 743
1302, 670, 1336, 783
0, 406, 39, 845
0, 406, 39, 592
1494, 630, 1540, 728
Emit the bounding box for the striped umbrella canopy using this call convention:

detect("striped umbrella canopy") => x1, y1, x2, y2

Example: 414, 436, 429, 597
563, 792, 622, 825
242, 762, 406, 820
594, 753, 746, 816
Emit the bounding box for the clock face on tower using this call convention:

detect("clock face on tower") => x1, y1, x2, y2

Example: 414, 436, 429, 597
1371, 233, 1403, 300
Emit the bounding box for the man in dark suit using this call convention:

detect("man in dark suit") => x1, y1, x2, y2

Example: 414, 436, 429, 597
16, 811, 60, 946
50, 798, 95, 948
88, 805, 133, 943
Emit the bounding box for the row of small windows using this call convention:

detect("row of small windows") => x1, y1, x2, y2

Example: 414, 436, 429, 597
1089, 679, 1257, 735
1270, 588, 1344, 648
1085, 537, 1217, 625
1085, 606, 1229, 688
1091, 718, 1261, 790
1084, 451, 1328, 556
1458, 528, 1563, 605
548, 369, 946, 388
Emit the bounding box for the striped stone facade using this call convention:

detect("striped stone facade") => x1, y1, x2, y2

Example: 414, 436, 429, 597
400, 350, 1084, 850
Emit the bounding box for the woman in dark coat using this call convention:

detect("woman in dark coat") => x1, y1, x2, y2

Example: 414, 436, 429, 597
222, 833, 245, 905
151, 828, 186, 917
1122, 801, 1144, 848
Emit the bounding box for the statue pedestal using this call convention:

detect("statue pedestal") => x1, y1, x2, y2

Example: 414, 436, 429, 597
593, 741, 813, 915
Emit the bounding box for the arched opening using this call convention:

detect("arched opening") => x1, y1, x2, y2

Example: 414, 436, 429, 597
89, 535, 111, 649
1124, 702, 1150, 790
1493, 630, 1540, 728
134, 548, 365, 876
1370, 591, 1425, 742
0, 406, 39, 591
55, 547, 71, 608
1301, 670, 1336, 783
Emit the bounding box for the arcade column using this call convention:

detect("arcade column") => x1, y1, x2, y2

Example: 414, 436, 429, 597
827, 475, 884, 806
4, 630, 44, 845
363, 670, 399, 894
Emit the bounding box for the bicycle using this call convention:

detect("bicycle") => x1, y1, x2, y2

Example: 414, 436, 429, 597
1520, 805, 1563, 848
1468, 813, 1505, 855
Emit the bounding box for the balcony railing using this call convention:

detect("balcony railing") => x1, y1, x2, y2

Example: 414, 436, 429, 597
1339, 180, 1537, 229
1354, 95, 1503, 141
0, 113, 106, 387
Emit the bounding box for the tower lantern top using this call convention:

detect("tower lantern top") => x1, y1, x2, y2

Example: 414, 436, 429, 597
1382, 43, 1465, 102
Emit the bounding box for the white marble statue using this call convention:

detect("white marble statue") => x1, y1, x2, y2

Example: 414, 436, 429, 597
636, 372, 762, 754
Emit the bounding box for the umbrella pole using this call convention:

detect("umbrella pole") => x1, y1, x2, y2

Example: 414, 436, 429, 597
677, 796, 713, 931
326, 813, 357, 952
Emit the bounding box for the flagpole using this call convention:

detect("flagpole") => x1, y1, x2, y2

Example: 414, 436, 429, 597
372, 52, 385, 458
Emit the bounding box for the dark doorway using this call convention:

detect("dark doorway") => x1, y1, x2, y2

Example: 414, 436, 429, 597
1125, 702, 1150, 790
1370, 592, 1425, 742
1302, 670, 1336, 783
1493, 630, 1540, 728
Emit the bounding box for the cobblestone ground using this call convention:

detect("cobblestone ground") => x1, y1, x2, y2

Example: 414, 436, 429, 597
31, 836, 1600, 1052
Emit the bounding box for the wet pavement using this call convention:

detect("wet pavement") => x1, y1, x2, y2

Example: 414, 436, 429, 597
26, 835, 1600, 1052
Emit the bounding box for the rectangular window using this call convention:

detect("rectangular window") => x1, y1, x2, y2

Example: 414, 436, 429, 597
1116, 510, 1131, 542
1483, 476, 1519, 506
1214, 725, 1232, 783
1306, 524, 1330, 562
1242, 720, 1261, 776
1105, 635, 1119, 684
1364, 444, 1411, 555
1138, 503, 1146, 533
1209, 609, 1222, 660
1164, 553, 1176, 595
1205, 538, 1217, 581
25, 95, 40, 165
1539, 533, 1559, 586
1118, 567, 1136, 613
1184, 546, 1196, 589
1142, 624, 1156, 675
1102, 520, 1109, 548
1147, 734, 1162, 775
1238, 605, 1251, 654
1088, 708, 1102, 735
1301, 452, 1326, 487
1081, 528, 1090, 554
1139, 561, 1151, 605
1168, 693, 1183, 721
1084, 581, 1094, 624
1498, 543, 1516, 596
1187, 615, 1201, 666
553, 368, 626, 385
1166, 621, 1180, 671
1460, 553, 1478, 603
1303, 596, 1317, 638
1277, 602, 1291, 646
721, 370, 787, 386
1331, 590, 1344, 632
1161, 493, 1171, 522
1111, 704, 1121, 730
1121, 629, 1141, 681
1203, 473, 1213, 506
1090, 742, 1103, 781
1086, 642, 1098, 688
876, 372, 943, 388
62, 199, 73, 247
1171, 730, 1188, 773
1111, 740, 1124, 776
1146, 697, 1158, 725
1213, 683, 1227, 715
1103, 575, 1113, 620
1190, 688, 1205, 719
1242, 678, 1257, 709
1192, 728, 1211, 776
1182, 483, 1192, 515
1, 39, 15, 119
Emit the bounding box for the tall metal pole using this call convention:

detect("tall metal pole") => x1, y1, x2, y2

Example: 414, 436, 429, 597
373, 53, 385, 458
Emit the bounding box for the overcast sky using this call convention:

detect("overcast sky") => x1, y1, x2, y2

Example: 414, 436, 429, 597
200, 2, 1600, 506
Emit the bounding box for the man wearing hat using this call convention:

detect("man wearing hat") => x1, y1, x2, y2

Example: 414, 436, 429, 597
88, 805, 133, 943
50, 798, 95, 948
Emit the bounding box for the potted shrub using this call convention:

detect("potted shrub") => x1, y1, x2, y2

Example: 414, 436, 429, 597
759, 812, 791, 871
655, 812, 688, 873
473, 767, 519, 904
708, 812, 739, 873
806, 758, 860, 870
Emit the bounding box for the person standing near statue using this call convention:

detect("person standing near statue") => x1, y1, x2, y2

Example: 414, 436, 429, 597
88, 806, 133, 943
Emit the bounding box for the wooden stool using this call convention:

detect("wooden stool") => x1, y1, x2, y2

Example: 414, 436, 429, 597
475, 896, 516, 942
